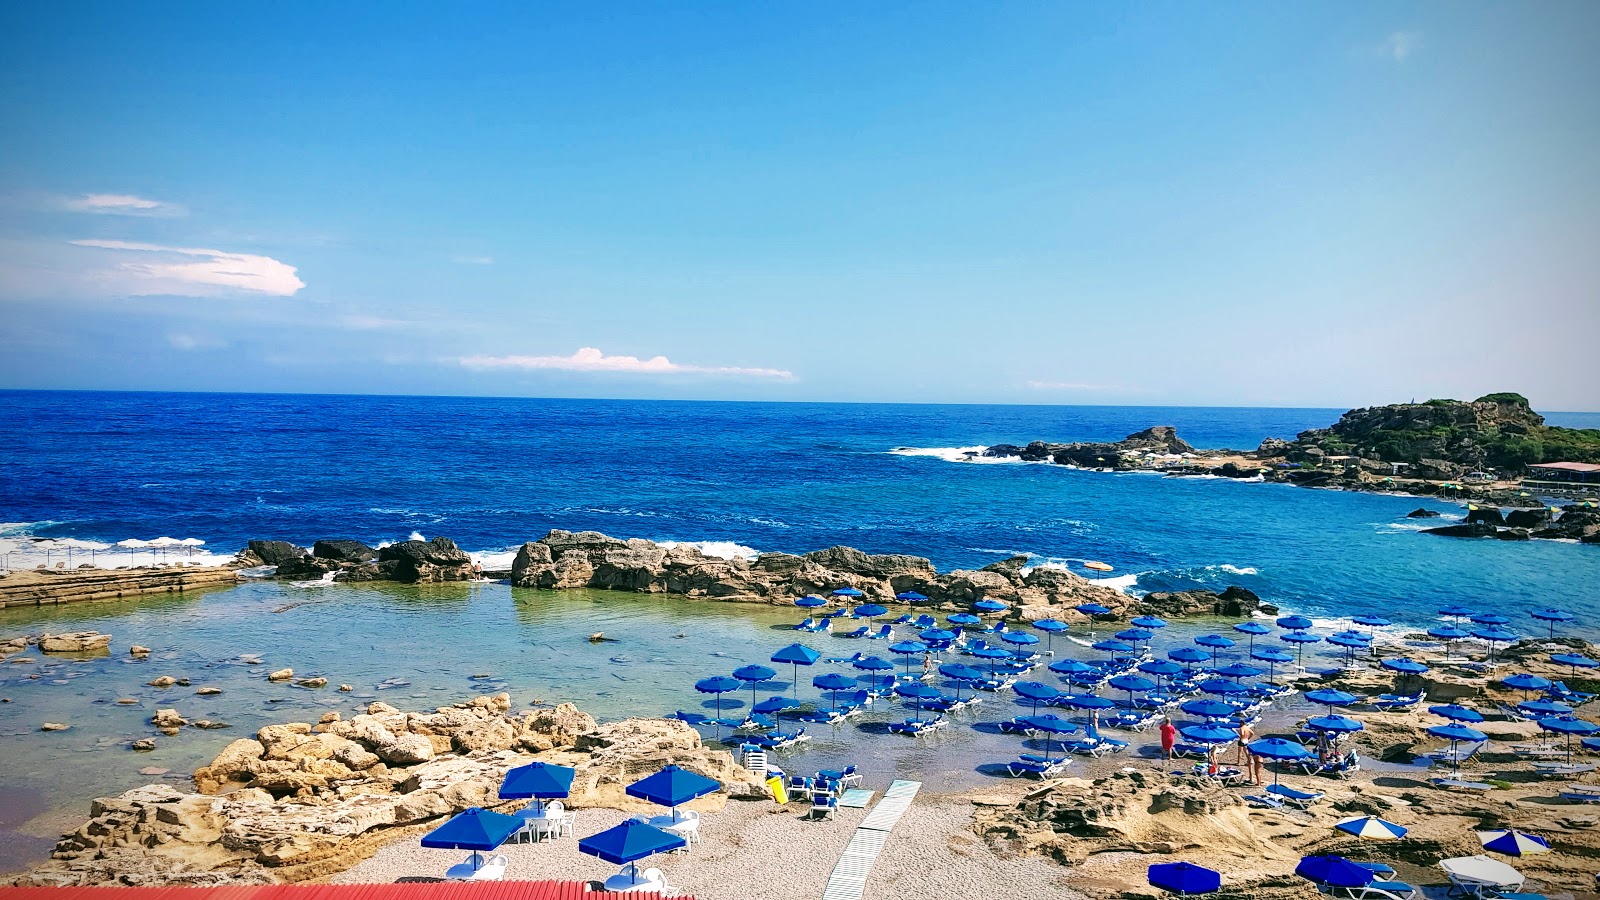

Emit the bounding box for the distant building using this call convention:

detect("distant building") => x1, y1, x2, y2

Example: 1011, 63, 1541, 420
1524, 462, 1600, 497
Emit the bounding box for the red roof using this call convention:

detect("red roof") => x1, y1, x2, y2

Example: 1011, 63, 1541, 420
0, 883, 684, 900
1529, 462, 1600, 473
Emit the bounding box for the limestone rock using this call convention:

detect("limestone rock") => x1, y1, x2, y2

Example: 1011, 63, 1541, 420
196, 687, 223, 696
312, 540, 376, 563
131, 738, 157, 752
247, 540, 308, 567
296, 677, 328, 688
130, 645, 152, 657
39, 631, 112, 653
41, 722, 70, 731
267, 668, 294, 682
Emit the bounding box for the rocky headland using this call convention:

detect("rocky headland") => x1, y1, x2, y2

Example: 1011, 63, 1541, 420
12, 693, 760, 887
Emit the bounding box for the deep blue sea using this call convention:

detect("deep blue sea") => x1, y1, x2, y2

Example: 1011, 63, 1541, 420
3, 391, 1599, 632
3, 390, 1600, 870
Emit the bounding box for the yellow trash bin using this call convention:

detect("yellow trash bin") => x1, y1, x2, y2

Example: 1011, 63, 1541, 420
767, 774, 788, 805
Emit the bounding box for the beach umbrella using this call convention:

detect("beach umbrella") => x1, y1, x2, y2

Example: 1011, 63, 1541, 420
1092, 639, 1133, 659
1251, 647, 1293, 682
1536, 715, 1600, 764
974, 599, 1008, 615
893, 682, 947, 710
1215, 663, 1262, 680
920, 627, 958, 643
1115, 628, 1156, 646
1280, 631, 1321, 668
1428, 723, 1488, 779
1438, 604, 1477, 620
1472, 626, 1518, 663
1352, 615, 1391, 632
1169, 647, 1208, 670
626, 764, 721, 823
890, 640, 930, 677
1057, 693, 1114, 728
694, 675, 742, 740
1131, 615, 1169, 630
1327, 633, 1368, 667
795, 595, 828, 610
1552, 653, 1599, 676
1014, 680, 1061, 715
1076, 603, 1111, 636
938, 662, 983, 701
853, 603, 887, 623
1330, 629, 1372, 643
831, 587, 864, 598
1308, 715, 1364, 734
1296, 856, 1377, 891
813, 672, 858, 709
1430, 704, 1485, 723
1019, 714, 1078, 762
1194, 634, 1235, 667
1477, 830, 1551, 857
1305, 689, 1358, 714
1427, 625, 1471, 656
1276, 615, 1313, 631
1001, 631, 1041, 652
1198, 678, 1250, 697
578, 818, 687, 877
771, 643, 821, 702
1470, 612, 1512, 626
1521, 698, 1577, 717
1232, 620, 1271, 652
1032, 618, 1069, 654
421, 807, 524, 869
852, 655, 896, 692
498, 762, 575, 812
1148, 862, 1220, 896
1109, 674, 1157, 706
1182, 699, 1237, 720
753, 696, 802, 715
1250, 738, 1312, 786
970, 644, 1015, 676
1139, 659, 1184, 677
732, 664, 777, 712
1381, 657, 1429, 676
1335, 816, 1407, 840
1438, 857, 1525, 893
895, 591, 929, 603
1531, 608, 1575, 640
1181, 723, 1238, 744
1049, 658, 1097, 677
947, 613, 981, 627
1501, 673, 1553, 697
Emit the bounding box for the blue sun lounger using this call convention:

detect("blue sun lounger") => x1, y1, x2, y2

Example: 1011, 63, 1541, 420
748, 727, 807, 750
866, 625, 893, 640
1006, 754, 1069, 778
837, 626, 868, 639
794, 618, 818, 631
1561, 788, 1600, 803
890, 614, 913, 625
888, 716, 945, 736
799, 707, 846, 725
1264, 783, 1324, 808
1371, 691, 1423, 711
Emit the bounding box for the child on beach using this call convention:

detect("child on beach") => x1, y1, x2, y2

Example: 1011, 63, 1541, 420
1158, 716, 1177, 761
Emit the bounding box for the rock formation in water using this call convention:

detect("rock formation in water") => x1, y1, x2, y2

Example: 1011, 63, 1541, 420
507, 531, 1131, 619
237, 537, 476, 584
982, 426, 1198, 468
15, 693, 759, 886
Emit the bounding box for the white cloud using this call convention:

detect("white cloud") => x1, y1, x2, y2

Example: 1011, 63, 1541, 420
64, 193, 185, 217
69, 239, 306, 297
451, 255, 494, 265
167, 333, 224, 350
461, 346, 794, 379
1378, 31, 1421, 62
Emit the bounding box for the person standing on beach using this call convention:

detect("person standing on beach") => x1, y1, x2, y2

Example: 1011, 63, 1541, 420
1235, 721, 1255, 765
921, 654, 934, 678
1158, 716, 1177, 761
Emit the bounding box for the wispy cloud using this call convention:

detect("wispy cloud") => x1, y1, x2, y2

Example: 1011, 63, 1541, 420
63, 193, 185, 217
1377, 31, 1421, 62
69, 239, 306, 297
461, 346, 794, 379
167, 332, 225, 350
451, 254, 494, 265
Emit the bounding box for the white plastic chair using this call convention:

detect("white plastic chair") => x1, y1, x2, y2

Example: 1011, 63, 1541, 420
469, 854, 507, 882
557, 811, 576, 839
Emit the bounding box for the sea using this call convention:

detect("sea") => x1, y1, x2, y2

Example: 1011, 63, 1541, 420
1, 391, 1598, 872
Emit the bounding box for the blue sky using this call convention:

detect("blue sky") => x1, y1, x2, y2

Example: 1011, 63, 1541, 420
1, 2, 1596, 410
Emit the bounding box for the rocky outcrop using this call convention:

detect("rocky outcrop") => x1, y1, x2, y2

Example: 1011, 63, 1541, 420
1406, 508, 1442, 518
0, 567, 241, 611
375, 538, 475, 583
984, 427, 1197, 469
38, 632, 112, 653
1137, 586, 1266, 618
21, 694, 751, 886
244, 536, 477, 585
246, 541, 308, 567
506, 530, 1131, 615
312, 540, 375, 563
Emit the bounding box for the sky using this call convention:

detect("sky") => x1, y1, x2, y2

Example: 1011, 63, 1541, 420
1, 2, 1597, 410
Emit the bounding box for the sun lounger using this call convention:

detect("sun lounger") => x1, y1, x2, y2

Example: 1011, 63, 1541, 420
890, 614, 913, 625
672, 710, 709, 725
795, 617, 818, 631
804, 618, 831, 633
998, 717, 1035, 735
1244, 792, 1283, 809
1372, 692, 1423, 711
817, 765, 861, 788
1532, 761, 1596, 776
604, 864, 668, 893
1427, 741, 1487, 766
1264, 784, 1324, 809
446, 853, 508, 881
867, 625, 893, 640
749, 727, 807, 750
913, 614, 937, 628
1006, 755, 1069, 778
1109, 710, 1160, 731
799, 707, 846, 725
1299, 749, 1361, 779
1333, 880, 1418, 900
1510, 741, 1566, 758
1082, 723, 1129, 753
837, 626, 868, 639
888, 716, 945, 736
1548, 681, 1596, 704
1561, 788, 1600, 803
1192, 763, 1245, 786
1432, 777, 1494, 791
737, 713, 776, 732
973, 675, 1018, 692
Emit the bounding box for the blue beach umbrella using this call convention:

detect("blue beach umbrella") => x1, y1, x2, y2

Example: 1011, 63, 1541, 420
853, 655, 896, 692
499, 761, 576, 812
974, 599, 1008, 614
970, 644, 1014, 675
1058, 692, 1114, 727
920, 627, 957, 643
579, 818, 687, 870
1181, 723, 1238, 744
1280, 631, 1321, 668
1251, 647, 1293, 681
771, 642, 821, 702
1233, 620, 1271, 652
1470, 612, 1512, 626
1552, 653, 1599, 675
1277, 615, 1314, 631
1092, 639, 1133, 657
1076, 603, 1112, 616
1199, 678, 1250, 697
1381, 657, 1429, 676
939, 662, 984, 701
1478, 830, 1551, 857
1182, 699, 1237, 720
1538, 716, 1600, 764
1305, 689, 1359, 714
1438, 604, 1477, 620
732, 664, 777, 711
1472, 626, 1518, 663
1428, 722, 1489, 779
1330, 629, 1372, 643
1148, 862, 1221, 896
1519, 699, 1573, 717
795, 595, 827, 609
1215, 663, 1262, 680
1430, 704, 1485, 723
853, 603, 887, 622
1131, 615, 1169, 630
1296, 856, 1377, 890
890, 640, 930, 677
1019, 714, 1078, 762
1169, 647, 1209, 671
1250, 737, 1313, 786
1116, 628, 1156, 646
1427, 624, 1471, 657
1194, 634, 1235, 667
947, 613, 981, 627
1531, 608, 1575, 640
1502, 673, 1553, 697
1049, 658, 1096, 676
1001, 631, 1041, 650
1014, 680, 1061, 715
1109, 674, 1157, 706
813, 672, 858, 708
1352, 614, 1391, 629
694, 675, 742, 739
421, 807, 525, 868
1335, 816, 1407, 840
1140, 659, 1184, 677
832, 587, 864, 598
754, 696, 802, 715
1327, 633, 1368, 666
1308, 715, 1364, 734
895, 591, 930, 603
627, 764, 722, 821
1032, 618, 1069, 654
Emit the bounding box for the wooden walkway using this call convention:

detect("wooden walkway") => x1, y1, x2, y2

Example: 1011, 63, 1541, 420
820, 779, 922, 900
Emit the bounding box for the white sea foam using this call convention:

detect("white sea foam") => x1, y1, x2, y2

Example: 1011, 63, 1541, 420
289, 570, 339, 588
658, 540, 761, 561
1214, 564, 1259, 576
469, 548, 523, 571
1088, 573, 1140, 593
888, 446, 1025, 464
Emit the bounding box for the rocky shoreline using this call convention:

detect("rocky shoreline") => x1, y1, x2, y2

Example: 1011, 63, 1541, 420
0, 566, 242, 609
